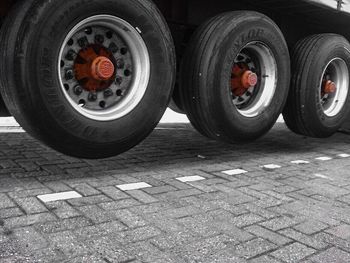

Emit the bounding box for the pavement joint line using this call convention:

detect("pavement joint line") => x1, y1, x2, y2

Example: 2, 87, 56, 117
315, 157, 333, 161
291, 160, 310, 164
176, 175, 206, 183
222, 169, 248, 175
116, 182, 152, 191
338, 153, 350, 158
37, 191, 82, 203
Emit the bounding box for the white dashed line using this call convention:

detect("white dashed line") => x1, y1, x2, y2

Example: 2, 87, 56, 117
116, 182, 152, 191
291, 160, 310, 165
37, 191, 82, 203
314, 174, 331, 180
176, 176, 206, 183
222, 169, 248, 175
338, 154, 350, 158
262, 164, 281, 170
315, 157, 332, 161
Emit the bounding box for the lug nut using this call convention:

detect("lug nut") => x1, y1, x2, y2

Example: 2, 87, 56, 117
88, 92, 98, 101
116, 59, 125, 69
95, 34, 104, 44
78, 36, 89, 48
109, 42, 118, 53
65, 69, 74, 80
73, 85, 83, 95
115, 76, 123, 85
120, 47, 128, 55
84, 27, 92, 35
104, 89, 113, 97
65, 50, 76, 61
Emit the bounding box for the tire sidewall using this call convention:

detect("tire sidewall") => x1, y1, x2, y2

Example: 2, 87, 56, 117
15, 0, 175, 153
303, 41, 350, 134
204, 16, 290, 139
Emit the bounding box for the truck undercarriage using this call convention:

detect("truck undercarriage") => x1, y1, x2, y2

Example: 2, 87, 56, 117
0, 0, 350, 158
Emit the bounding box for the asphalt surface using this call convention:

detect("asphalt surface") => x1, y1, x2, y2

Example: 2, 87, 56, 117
1, 122, 350, 262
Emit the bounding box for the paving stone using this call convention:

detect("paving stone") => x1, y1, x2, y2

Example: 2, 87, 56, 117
109, 209, 147, 228
99, 198, 141, 210
15, 197, 48, 214
70, 183, 100, 196
279, 228, 328, 249
260, 216, 300, 231
0, 194, 15, 209
45, 201, 81, 219
307, 247, 350, 263
67, 195, 111, 206
249, 255, 282, 263
270, 242, 316, 263
35, 217, 92, 234
293, 220, 328, 235
325, 224, 350, 239
233, 238, 277, 259
97, 186, 129, 200
13, 226, 48, 253
245, 225, 292, 246
48, 231, 89, 258
0, 208, 23, 219
4, 213, 56, 229
127, 190, 159, 203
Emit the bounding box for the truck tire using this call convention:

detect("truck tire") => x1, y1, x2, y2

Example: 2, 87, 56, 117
283, 34, 350, 138
0, 0, 175, 158
179, 11, 290, 142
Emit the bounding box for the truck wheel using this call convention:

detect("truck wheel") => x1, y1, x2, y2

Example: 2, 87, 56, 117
0, 0, 175, 158
179, 11, 290, 141
283, 34, 350, 138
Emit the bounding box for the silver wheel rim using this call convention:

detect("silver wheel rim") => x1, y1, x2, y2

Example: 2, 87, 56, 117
231, 42, 278, 118
58, 15, 150, 121
320, 58, 349, 117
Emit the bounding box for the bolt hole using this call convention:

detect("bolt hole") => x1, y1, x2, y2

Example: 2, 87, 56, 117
78, 99, 86, 107
64, 84, 70, 91
99, 101, 106, 108
106, 31, 113, 39
124, 69, 132, 77
120, 47, 128, 55
84, 27, 92, 35
67, 39, 74, 46
60, 60, 65, 68
116, 89, 123, 96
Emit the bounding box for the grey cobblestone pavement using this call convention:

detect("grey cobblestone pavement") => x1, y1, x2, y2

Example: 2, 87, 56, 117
1, 123, 350, 262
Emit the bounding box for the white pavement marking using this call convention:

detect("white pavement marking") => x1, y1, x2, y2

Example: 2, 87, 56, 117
291, 160, 310, 164
262, 164, 281, 170
315, 157, 333, 161
222, 169, 248, 175
37, 191, 82, 203
338, 154, 350, 158
314, 174, 331, 180
176, 176, 206, 183
116, 182, 152, 191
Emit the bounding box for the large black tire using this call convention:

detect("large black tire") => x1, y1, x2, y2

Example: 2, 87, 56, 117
283, 34, 350, 138
179, 11, 290, 142
0, 0, 175, 158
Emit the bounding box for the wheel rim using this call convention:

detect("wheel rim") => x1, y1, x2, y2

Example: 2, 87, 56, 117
58, 15, 150, 121
320, 58, 349, 117
230, 42, 277, 118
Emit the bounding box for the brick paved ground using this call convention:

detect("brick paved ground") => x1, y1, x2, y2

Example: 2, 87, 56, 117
1, 122, 350, 262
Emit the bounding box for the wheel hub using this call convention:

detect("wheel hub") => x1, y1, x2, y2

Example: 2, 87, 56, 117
231, 64, 258, 96
74, 44, 116, 92
322, 80, 336, 94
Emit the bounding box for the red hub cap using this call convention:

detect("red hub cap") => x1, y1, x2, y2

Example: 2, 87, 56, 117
323, 80, 337, 94
74, 44, 116, 92
231, 64, 258, 96
91, 56, 115, 81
